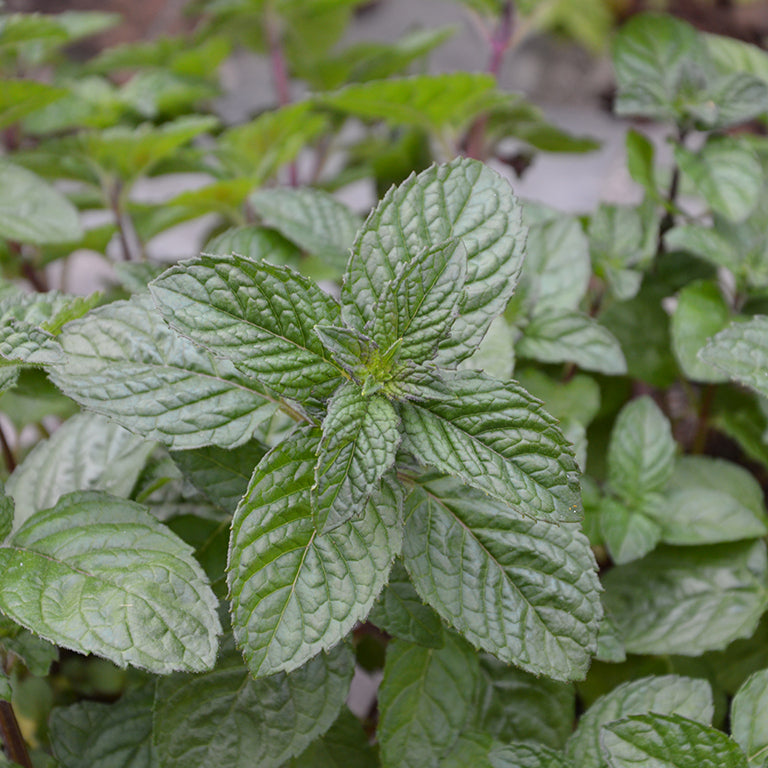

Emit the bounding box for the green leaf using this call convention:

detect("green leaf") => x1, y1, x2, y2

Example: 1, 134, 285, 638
49, 295, 277, 449
342, 157, 525, 365
625, 128, 658, 198
0, 484, 12, 543
602, 541, 768, 656
49, 687, 156, 768
228, 427, 402, 677
564, 675, 714, 768
368, 560, 444, 648
149, 255, 343, 403
601, 713, 749, 768
313, 383, 401, 533
204, 226, 302, 267
518, 309, 627, 375
0, 79, 67, 129
607, 396, 675, 502
707, 33, 768, 95
6, 412, 155, 529
595, 611, 627, 663
400, 370, 581, 521
671, 280, 731, 383
0, 159, 82, 244
599, 495, 662, 565
660, 456, 768, 545
402, 478, 601, 681
731, 669, 768, 766
370, 239, 467, 364
675, 137, 762, 222
313, 325, 372, 375
485, 741, 572, 768
249, 187, 360, 271
153, 639, 353, 768
0, 491, 221, 672
0, 615, 58, 676
700, 317, 768, 397
377, 633, 481, 768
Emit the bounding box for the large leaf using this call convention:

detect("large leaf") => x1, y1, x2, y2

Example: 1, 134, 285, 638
564, 675, 714, 768
228, 427, 402, 677
150, 255, 343, 403
400, 371, 581, 521
601, 713, 749, 768
0, 491, 221, 672
402, 478, 601, 681
342, 157, 525, 365
313, 383, 401, 533
602, 541, 768, 656
49, 294, 278, 449
153, 639, 353, 768
731, 669, 768, 766
377, 633, 481, 768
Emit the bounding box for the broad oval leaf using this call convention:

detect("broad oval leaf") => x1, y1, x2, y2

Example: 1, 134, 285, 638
402, 478, 602, 681
150, 255, 343, 403
599, 495, 662, 566
228, 426, 402, 677
0, 491, 221, 673
731, 668, 768, 766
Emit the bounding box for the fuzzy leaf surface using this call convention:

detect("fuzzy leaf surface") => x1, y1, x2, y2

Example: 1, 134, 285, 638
731, 669, 768, 766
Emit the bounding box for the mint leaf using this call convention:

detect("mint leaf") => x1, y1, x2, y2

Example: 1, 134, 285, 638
599, 495, 662, 565
0, 491, 221, 672
313, 383, 401, 532
564, 675, 714, 768
49, 295, 278, 449
205, 226, 301, 267
402, 478, 601, 680
153, 639, 353, 768
482, 741, 571, 768
313, 324, 372, 374
0, 484, 12, 543
377, 633, 481, 768
731, 669, 768, 766
228, 426, 402, 677
600, 713, 749, 768
150, 255, 343, 402
342, 157, 525, 365
400, 371, 582, 521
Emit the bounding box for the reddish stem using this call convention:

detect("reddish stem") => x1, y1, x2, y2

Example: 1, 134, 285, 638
0, 701, 32, 768
0, 422, 15, 474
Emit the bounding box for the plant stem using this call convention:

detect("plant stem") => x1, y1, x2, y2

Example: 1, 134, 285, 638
692, 384, 715, 454
0, 422, 15, 474
9, 243, 47, 293
659, 128, 687, 249
0, 701, 32, 768
109, 181, 135, 262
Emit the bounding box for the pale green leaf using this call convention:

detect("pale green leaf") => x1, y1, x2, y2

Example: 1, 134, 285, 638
599, 495, 662, 565
49, 295, 277, 449
486, 742, 572, 768
0, 319, 61, 365
459, 315, 515, 380
313, 383, 401, 532
595, 610, 626, 663
601, 713, 748, 768
204, 226, 302, 266
153, 639, 353, 768
514, 368, 601, 428
603, 541, 768, 656
0, 79, 67, 130
377, 633, 481, 768
342, 157, 525, 365
0, 614, 58, 676
731, 669, 768, 766
150, 255, 343, 403
228, 427, 402, 677
400, 370, 582, 521
664, 224, 742, 277
708, 32, 768, 93
0, 491, 221, 673
402, 478, 602, 681
564, 675, 714, 768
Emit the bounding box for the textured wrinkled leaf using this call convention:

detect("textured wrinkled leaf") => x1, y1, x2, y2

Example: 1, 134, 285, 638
487, 742, 571, 768
153, 639, 353, 768
150, 255, 342, 402
603, 540, 768, 656
313, 383, 400, 532
342, 157, 525, 365
518, 309, 626, 375
400, 370, 581, 521
228, 427, 402, 677
49, 295, 277, 449
564, 675, 714, 768
313, 325, 371, 375
368, 560, 444, 648
377, 633, 481, 768
49, 687, 156, 768
0, 491, 221, 672
370, 239, 467, 364
601, 713, 749, 768
595, 610, 626, 663
608, 397, 675, 502
7, 412, 155, 529
732, 669, 768, 766
599, 495, 662, 566
402, 478, 601, 681
249, 188, 359, 271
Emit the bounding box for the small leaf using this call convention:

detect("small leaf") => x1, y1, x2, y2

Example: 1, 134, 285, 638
599, 495, 662, 565
400, 370, 582, 521
600, 713, 749, 768
228, 426, 402, 677
0, 491, 221, 672
313, 324, 372, 374
0, 79, 67, 129
625, 128, 658, 197
313, 383, 401, 532
150, 255, 343, 403
731, 668, 768, 766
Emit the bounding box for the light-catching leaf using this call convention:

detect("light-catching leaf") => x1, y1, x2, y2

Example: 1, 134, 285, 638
228, 427, 402, 677
732, 669, 768, 766
599, 495, 662, 566
402, 477, 601, 681
0, 491, 221, 673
